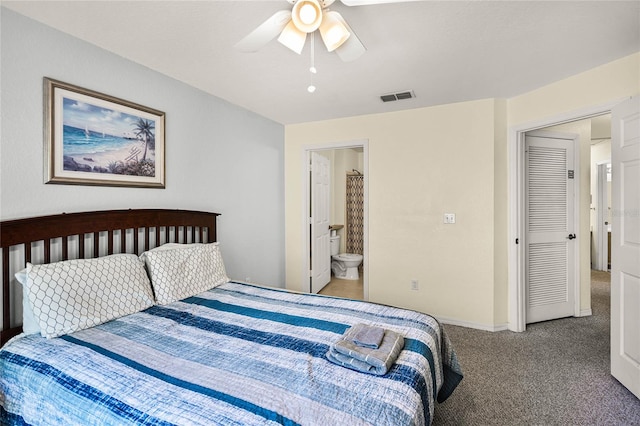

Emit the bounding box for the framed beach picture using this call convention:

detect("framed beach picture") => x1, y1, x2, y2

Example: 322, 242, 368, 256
44, 78, 165, 188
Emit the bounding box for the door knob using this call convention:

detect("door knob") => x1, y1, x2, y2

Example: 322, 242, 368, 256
567, 233, 576, 240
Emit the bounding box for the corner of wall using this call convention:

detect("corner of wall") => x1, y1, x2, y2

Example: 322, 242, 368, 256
493, 98, 509, 325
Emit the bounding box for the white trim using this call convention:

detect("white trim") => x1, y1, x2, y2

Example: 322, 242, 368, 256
579, 308, 593, 317
302, 140, 369, 300
508, 130, 526, 331
438, 316, 509, 332
508, 100, 623, 332
595, 159, 612, 165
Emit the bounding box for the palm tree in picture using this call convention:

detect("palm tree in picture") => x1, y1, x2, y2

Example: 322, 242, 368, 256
132, 118, 155, 161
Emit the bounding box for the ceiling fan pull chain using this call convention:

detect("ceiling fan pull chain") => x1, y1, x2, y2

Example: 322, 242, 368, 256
308, 32, 317, 93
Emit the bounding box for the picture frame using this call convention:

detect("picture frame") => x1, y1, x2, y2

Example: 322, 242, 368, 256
44, 77, 165, 188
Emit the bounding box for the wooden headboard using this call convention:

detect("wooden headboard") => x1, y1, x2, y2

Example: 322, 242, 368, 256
0, 209, 220, 346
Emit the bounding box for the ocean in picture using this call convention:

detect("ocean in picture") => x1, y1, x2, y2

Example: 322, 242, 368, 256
63, 124, 140, 155
62, 124, 156, 177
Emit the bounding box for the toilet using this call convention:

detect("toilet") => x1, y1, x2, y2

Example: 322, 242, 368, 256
330, 234, 363, 280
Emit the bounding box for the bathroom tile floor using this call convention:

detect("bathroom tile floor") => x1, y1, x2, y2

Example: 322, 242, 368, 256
318, 276, 364, 300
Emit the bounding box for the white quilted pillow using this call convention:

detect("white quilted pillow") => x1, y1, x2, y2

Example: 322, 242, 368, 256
26, 254, 155, 338
141, 243, 229, 305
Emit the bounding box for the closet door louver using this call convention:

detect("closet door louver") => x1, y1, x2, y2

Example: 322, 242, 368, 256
527, 146, 567, 233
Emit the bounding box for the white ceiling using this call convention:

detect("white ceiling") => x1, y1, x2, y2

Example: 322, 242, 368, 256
3, 1, 639, 125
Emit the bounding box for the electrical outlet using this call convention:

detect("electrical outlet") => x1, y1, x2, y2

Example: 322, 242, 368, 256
444, 213, 456, 224
411, 279, 419, 291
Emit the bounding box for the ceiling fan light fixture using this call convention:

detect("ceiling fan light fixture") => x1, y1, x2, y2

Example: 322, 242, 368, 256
278, 20, 307, 54
291, 0, 323, 33
319, 11, 350, 52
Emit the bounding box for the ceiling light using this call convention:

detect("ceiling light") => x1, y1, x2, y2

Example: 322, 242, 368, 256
291, 0, 323, 33
307, 85, 316, 93
299, 5, 317, 24
319, 11, 350, 52
277, 20, 307, 54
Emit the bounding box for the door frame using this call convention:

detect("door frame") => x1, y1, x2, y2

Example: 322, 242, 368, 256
508, 101, 623, 332
302, 139, 369, 299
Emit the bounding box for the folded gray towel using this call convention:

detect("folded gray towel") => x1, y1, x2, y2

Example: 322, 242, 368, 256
326, 328, 404, 375
348, 323, 385, 349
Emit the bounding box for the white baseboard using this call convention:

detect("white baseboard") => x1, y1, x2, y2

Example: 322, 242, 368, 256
438, 310, 593, 332
437, 316, 509, 332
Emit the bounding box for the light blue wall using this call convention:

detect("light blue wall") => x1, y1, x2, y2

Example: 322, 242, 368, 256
0, 8, 285, 287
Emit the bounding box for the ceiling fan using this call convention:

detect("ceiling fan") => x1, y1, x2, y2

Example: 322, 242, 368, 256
235, 0, 417, 62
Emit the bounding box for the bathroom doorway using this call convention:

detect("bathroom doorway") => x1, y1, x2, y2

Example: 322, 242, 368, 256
304, 140, 368, 300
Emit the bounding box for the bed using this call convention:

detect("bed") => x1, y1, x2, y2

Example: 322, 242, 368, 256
0, 209, 462, 426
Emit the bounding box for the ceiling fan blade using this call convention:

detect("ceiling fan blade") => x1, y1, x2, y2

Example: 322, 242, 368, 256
333, 13, 366, 62
235, 10, 292, 52
340, 0, 421, 5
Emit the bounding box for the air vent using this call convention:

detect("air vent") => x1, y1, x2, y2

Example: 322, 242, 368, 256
380, 90, 415, 103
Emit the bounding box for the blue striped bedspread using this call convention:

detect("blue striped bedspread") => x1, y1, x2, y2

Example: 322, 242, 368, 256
0, 281, 462, 426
